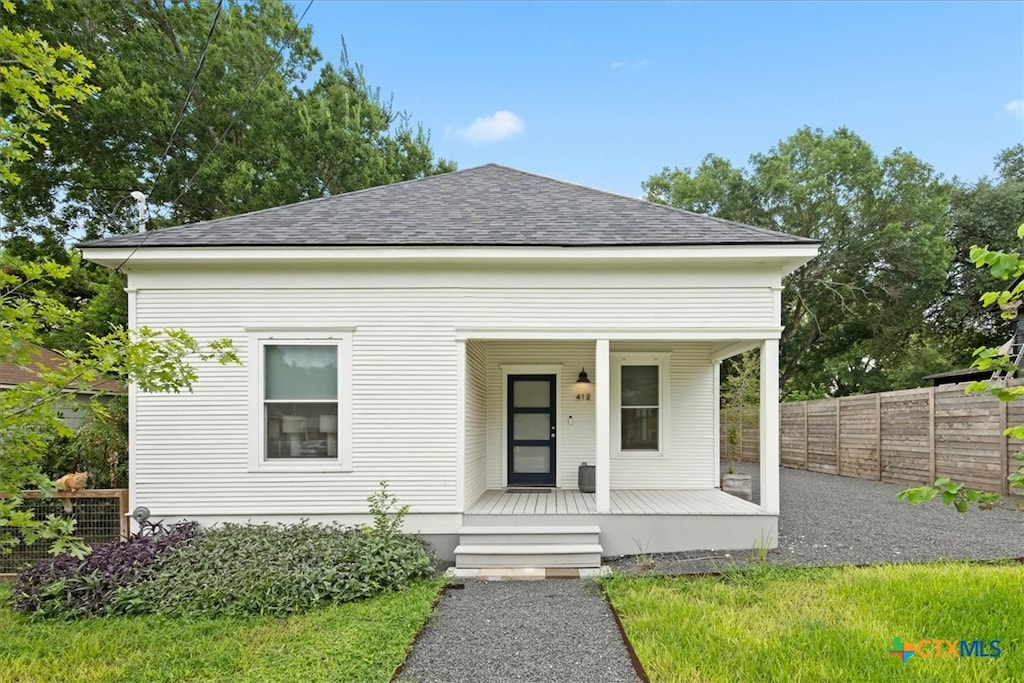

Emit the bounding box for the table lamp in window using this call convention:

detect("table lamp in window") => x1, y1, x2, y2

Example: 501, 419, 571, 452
320, 414, 338, 457
281, 415, 306, 456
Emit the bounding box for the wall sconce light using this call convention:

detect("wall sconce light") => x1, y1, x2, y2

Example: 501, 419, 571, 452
574, 367, 593, 392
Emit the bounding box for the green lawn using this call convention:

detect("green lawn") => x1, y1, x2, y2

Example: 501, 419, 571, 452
602, 563, 1023, 683
0, 578, 443, 683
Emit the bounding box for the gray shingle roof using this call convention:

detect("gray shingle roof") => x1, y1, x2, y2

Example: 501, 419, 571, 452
79, 164, 816, 248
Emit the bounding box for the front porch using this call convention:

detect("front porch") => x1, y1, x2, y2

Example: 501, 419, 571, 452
455, 334, 782, 568
455, 487, 776, 568
466, 487, 762, 516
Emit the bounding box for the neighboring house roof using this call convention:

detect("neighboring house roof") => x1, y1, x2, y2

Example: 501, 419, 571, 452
79, 164, 817, 249
0, 345, 126, 394
921, 368, 991, 387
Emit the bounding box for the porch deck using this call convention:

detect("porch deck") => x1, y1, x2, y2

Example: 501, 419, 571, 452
466, 488, 764, 516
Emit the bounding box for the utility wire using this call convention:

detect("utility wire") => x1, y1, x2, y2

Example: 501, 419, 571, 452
148, 0, 224, 198
109, 0, 224, 273
167, 0, 315, 212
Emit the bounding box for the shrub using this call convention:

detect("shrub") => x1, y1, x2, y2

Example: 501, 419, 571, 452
11, 521, 199, 619
12, 483, 434, 619
121, 521, 434, 617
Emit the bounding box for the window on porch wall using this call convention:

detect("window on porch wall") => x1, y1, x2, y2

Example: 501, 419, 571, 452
621, 365, 659, 450
612, 353, 668, 454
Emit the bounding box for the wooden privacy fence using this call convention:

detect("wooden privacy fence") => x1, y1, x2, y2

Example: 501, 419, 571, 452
720, 406, 760, 463
721, 382, 1023, 496
0, 489, 129, 576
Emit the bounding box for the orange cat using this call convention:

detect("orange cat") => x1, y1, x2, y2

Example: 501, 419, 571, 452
55, 472, 88, 492
55, 472, 88, 512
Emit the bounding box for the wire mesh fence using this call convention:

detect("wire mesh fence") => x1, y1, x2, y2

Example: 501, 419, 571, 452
1, 490, 128, 575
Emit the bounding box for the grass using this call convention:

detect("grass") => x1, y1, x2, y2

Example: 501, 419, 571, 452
0, 578, 444, 683
601, 562, 1023, 683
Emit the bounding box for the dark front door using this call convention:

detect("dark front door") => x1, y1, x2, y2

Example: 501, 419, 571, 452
507, 374, 556, 486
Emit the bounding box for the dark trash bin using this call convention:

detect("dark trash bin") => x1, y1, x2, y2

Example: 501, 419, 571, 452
578, 463, 596, 493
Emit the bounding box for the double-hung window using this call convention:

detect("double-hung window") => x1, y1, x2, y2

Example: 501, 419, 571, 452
613, 353, 668, 455
250, 332, 352, 470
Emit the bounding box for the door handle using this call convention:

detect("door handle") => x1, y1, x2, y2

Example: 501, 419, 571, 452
550, 426, 556, 438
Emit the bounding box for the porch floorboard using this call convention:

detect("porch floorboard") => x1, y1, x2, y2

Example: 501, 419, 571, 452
466, 488, 764, 516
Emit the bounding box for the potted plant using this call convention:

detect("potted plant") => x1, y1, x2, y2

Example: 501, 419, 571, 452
721, 461, 752, 501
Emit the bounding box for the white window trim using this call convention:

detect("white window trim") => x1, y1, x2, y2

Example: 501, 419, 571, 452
247, 330, 353, 473
611, 352, 670, 457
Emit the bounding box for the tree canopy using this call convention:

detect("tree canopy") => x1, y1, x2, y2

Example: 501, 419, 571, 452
930, 144, 1024, 362
2, 0, 453, 259
646, 127, 955, 397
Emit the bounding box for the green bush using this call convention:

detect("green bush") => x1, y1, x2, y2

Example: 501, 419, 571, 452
117, 521, 433, 617
14, 483, 434, 619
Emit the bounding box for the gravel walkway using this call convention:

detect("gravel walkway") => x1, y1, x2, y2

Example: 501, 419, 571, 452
398, 580, 639, 683
607, 463, 1024, 575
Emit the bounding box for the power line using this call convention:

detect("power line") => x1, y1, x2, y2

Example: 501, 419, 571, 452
109, 0, 223, 274
148, 0, 224, 198
111, 0, 313, 274
167, 0, 315, 212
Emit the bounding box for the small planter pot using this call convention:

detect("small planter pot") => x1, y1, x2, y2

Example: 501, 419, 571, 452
721, 472, 752, 501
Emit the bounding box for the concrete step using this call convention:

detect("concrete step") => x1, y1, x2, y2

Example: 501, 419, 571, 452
457, 525, 601, 546
453, 543, 604, 569
454, 522, 604, 568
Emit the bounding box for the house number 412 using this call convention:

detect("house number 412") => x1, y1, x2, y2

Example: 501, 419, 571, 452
575, 392, 592, 401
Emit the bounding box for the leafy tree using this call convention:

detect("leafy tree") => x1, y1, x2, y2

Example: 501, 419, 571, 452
1, 258, 238, 556
2, 0, 453, 252
720, 350, 760, 464
646, 127, 954, 396
0, 0, 98, 186
930, 144, 1024, 363
898, 224, 1024, 511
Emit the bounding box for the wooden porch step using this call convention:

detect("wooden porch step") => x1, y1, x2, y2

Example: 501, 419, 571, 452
454, 525, 603, 569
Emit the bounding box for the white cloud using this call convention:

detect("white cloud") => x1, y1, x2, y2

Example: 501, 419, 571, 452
455, 110, 525, 143
1005, 99, 1024, 118
611, 59, 649, 70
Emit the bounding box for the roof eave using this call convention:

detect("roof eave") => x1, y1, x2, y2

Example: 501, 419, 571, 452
81, 243, 820, 271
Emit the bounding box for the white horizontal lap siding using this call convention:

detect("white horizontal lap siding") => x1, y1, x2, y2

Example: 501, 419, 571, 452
351, 328, 457, 510
136, 287, 775, 329
132, 290, 460, 516
455, 289, 774, 327
609, 343, 714, 489
131, 283, 753, 516
483, 341, 596, 489
464, 341, 488, 506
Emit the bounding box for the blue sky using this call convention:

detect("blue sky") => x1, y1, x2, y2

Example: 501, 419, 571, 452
290, 1, 1024, 197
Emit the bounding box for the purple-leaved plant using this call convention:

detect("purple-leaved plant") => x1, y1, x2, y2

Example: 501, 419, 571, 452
11, 521, 199, 619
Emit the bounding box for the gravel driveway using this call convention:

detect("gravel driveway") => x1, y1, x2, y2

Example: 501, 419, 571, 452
607, 463, 1024, 575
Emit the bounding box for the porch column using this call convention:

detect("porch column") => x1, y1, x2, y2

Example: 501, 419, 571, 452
760, 338, 780, 514
455, 339, 466, 510
713, 360, 721, 486
595, 339, 611, 513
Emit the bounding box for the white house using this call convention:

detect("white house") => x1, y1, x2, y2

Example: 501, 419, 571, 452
80, 165, 818, 568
